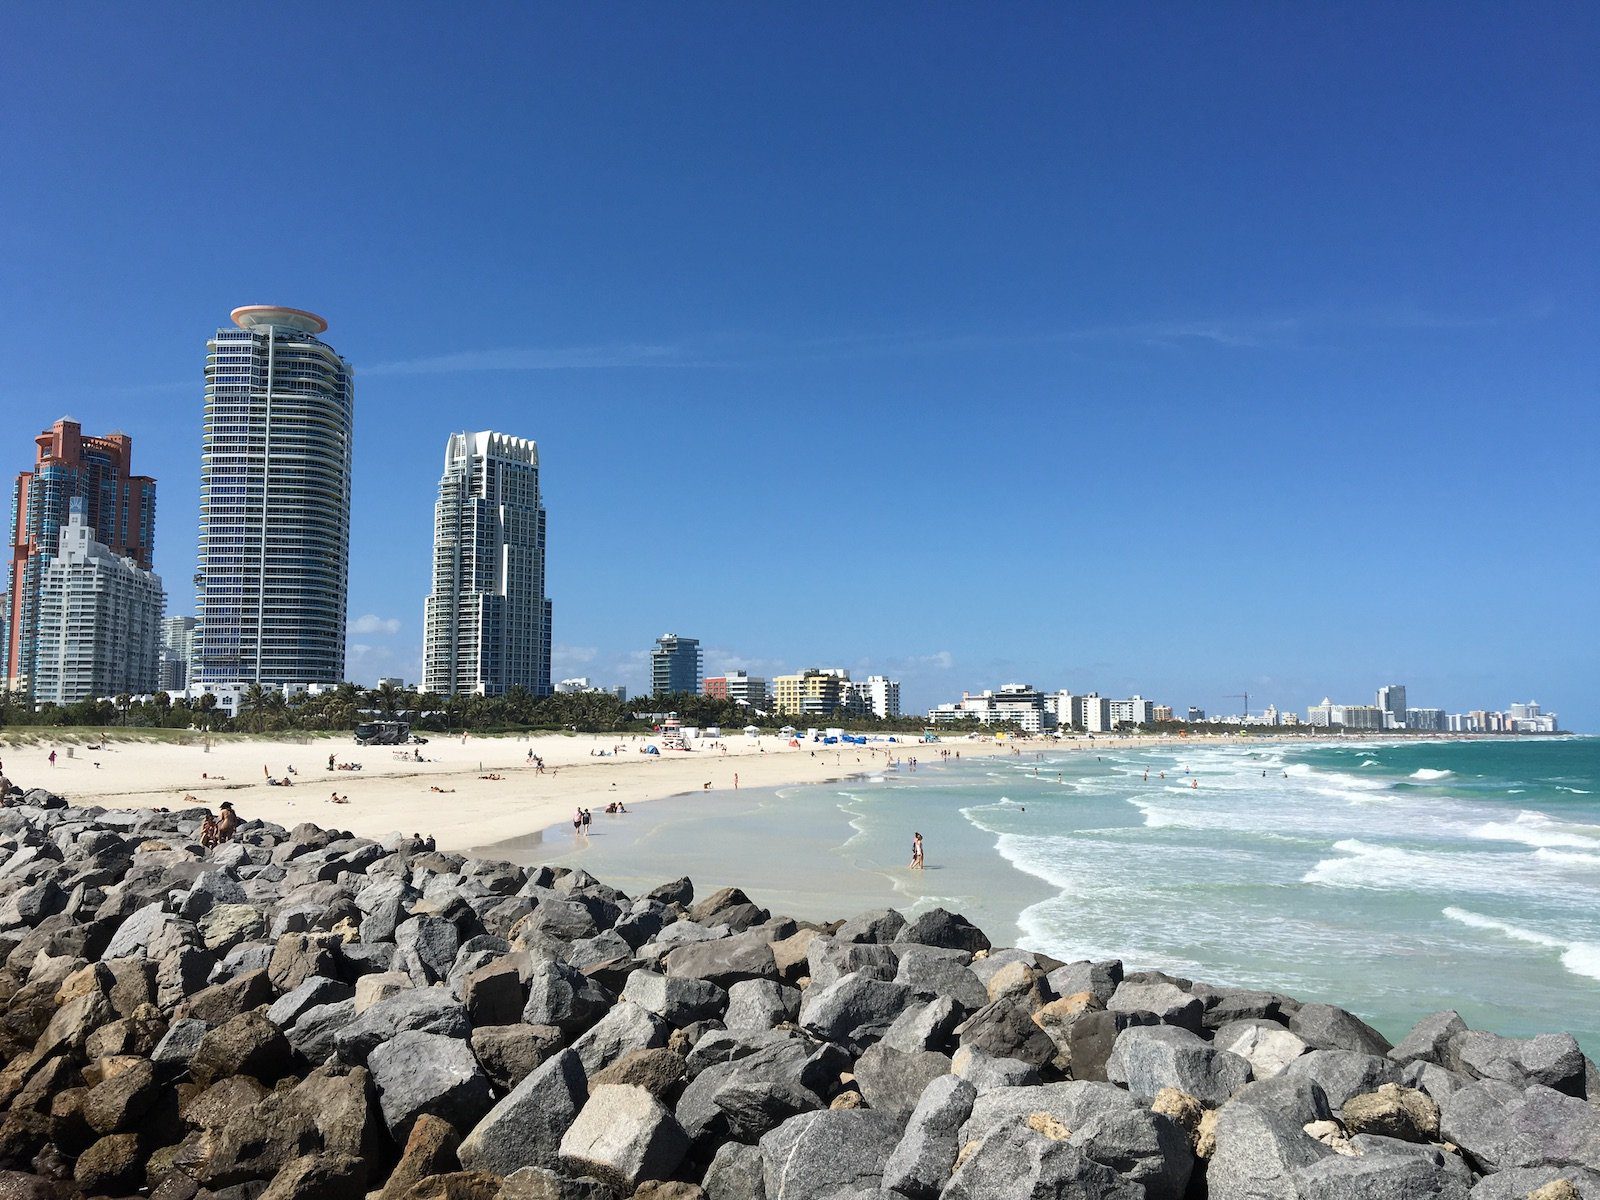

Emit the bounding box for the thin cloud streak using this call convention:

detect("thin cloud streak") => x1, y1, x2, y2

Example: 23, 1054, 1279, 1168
364, 343, 684, 376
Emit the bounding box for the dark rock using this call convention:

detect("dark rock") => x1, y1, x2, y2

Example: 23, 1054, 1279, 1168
73, 1131, 144, 1194
834, 908, 906, 944
894, 950, 987, 1012
1453, 1030, 1588, 1096
286, 998, 357, 1065
335, 986, 470, 1065
941, 1118, 1142, 1200
191, 1009, 295, 1087
570, 999, 671, 1076
1388, 1010, 1468, 1068
151, 1016, 209, 1071
178, 967, 274, 1024
82, 1057, 160, 1134
1044, 959, 1123, 1007
702, 1140, 767, 1200
470, 1023, 564, 1092
458, 1048, 587, 1177
1282, 1049, 1402, 1108
882, 995, 964, 1054
268, 976, 353, 1030
1288, 1002, 1393, 1056
1289, 1151, 1471, 1199
268, 933, 341, 993
853, 1042, 953, 1120
799, 972, 911, 1051
662, 932, 777, 988
1439, 1080, 1600, 1174
897, 908, 990, 953
646, 878, 694, 908
522, 959, 612, 1035
461, 958, 525, 1027
258, 1150, 367, 1200
955, 997, 1057, 1067
368, 1030, 494, 1143
380, 1113, 461, 1200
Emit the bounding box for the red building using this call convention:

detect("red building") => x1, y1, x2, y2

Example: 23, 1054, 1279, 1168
5, 419, 157, 693
703, 675, 728, 699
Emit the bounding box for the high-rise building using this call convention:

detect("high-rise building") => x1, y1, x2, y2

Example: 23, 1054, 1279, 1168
32, 502, 164, 704
843, 675, 900, 719
1377, 684, 1407, 729
159, 615, 198, 690
4, 419, 155, 696
194, 306, 354, 686
422, 431, 551, 698
651, 634, 702, 696
774, 668, 849, 717
705, 670, 769, 710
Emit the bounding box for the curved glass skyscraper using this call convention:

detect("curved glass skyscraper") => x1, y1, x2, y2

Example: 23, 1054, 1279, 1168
194, 306, 353, 685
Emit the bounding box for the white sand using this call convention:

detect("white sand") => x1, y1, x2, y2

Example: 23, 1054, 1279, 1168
0, 729, 1024, 852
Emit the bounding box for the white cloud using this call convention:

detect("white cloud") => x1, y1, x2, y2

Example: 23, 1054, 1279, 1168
351, 614, 402, 636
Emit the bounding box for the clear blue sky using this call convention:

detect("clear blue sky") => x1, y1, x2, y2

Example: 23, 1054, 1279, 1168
3, 6, 1596, 726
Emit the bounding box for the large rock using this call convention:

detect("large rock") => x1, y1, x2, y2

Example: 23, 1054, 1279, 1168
1045, 959, 1123, 1007
458, 1048, 588, 1177
1108, 980, 1203, 1032
522, 959, 612, 1035
702, 1140, 768, 1200
940, 1118, 1144, 1200
1106, 1024, 1250, 1107
1388, 1010, 1468, 1068
268, 975, 353, 1029
1453, 1030, 1588, 1096
1289, 1002, 1392, 1056
955, 997, 1057, 1067
1282, 1050, 1402, 1109
799, 972, 911, 1051
1439, 1080, 1600, 1174
559, 1084, 689, 1192
570, 1000, 671, 1076
1214, 1019, 1311, 1079
898, 908, 990, 953
758, 1109, 904, 1199
1290, 1151, 1471, 1199
622, 970, 728, 1027
1205, 1073, 1335, 1200
82, 1057, 160, 1135
834, 908, 906, 944
470, 1023, 564, 1093
191, 1009, 295, 1087
882, 1073, 975, 1199
336, 986, 470, 1064
663, 931, 777, 987
724, 979, 799, 1031
852, 1042, 953, 1121
368, 1030, 494, 1142
894, 949, 987, 1012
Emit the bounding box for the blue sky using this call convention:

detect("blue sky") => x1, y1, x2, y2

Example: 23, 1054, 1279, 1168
3, 6, 1596, 726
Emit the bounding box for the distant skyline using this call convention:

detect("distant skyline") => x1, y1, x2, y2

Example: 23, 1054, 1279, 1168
2, 7, 1595, 727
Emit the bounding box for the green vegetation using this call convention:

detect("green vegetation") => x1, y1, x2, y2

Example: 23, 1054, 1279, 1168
0, 685, 943, 738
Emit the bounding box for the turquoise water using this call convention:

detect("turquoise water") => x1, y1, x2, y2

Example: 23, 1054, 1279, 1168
508, 736, 1600, 1054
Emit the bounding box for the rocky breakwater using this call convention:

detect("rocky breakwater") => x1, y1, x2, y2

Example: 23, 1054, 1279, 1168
0, 791, 1596, 1199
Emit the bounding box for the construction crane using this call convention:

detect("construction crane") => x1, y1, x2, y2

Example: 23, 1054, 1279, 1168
1224, 692, 1250, 722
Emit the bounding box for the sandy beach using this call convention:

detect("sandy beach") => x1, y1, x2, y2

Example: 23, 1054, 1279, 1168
0, 727, 1270, 853
0, 727, 1025, 851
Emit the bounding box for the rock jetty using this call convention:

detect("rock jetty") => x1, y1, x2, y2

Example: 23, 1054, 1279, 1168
0, 789, 1596, 1199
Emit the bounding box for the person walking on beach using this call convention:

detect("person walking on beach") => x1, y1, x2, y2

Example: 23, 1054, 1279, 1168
581, 808, 592, 835
573, 808, 584, 837
909, 832, 925, 870
48, 750, 57, 767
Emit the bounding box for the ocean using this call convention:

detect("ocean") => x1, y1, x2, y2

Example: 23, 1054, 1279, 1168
509, 735, 1600, 1054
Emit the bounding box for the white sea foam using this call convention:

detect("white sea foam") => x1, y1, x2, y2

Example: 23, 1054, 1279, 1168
1442, 906, 1600, 983
1473, 812, 1600, 851
1411, 768, 1453, 780
1533, 848, 1600, 869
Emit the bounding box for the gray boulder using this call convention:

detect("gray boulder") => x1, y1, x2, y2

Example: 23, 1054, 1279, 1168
1107, 980, 1203, 1032
703, 1140, 768, 1200
570, 1000, 671, 1076
1289, 1002, 1392, 1056
459, 1048, 588, 1176
621, 969, 727, 1027
1388, 1010, 1468, 1068
1290, 1151, 1472, 1199
882, 996, 965, 1054
1464, 1165, 1600, 1199
559, 1083, 689, 1192
1453, 1030, 1588, 1096
852, 1042, 953, 1120
1106, 1024, 1250, 1107
798, 972, 911, 1051
1282, 1049, 1402, 1108
287, 998, 357, 1065
1064, 1008, 1160, 1082
267, 975, 352, 1029
1206, 1073, 1335, 1200
759, 1109, 904, 1199
835, 908, 906, 944
882, 1073, 975, 1199
941, 1118, 1144, 1200
724, 978, 799, 1031
950, 1046, 1041, 1091
897, 907, 990, 952
367, 1029, 494, 1142
522, 958, 612, 1035
663, 929, 777, 986
1044, 959, 1123, 1007
334, 985, 470, 1064
1439, 1080, 1600, 1174
894, 950, 987, 1012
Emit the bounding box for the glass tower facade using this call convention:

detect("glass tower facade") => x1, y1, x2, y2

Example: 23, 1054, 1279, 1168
651, 634, 703, 696
194, 306, 354, 685
422, 431, 551, 697
4, 419, 156, 696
